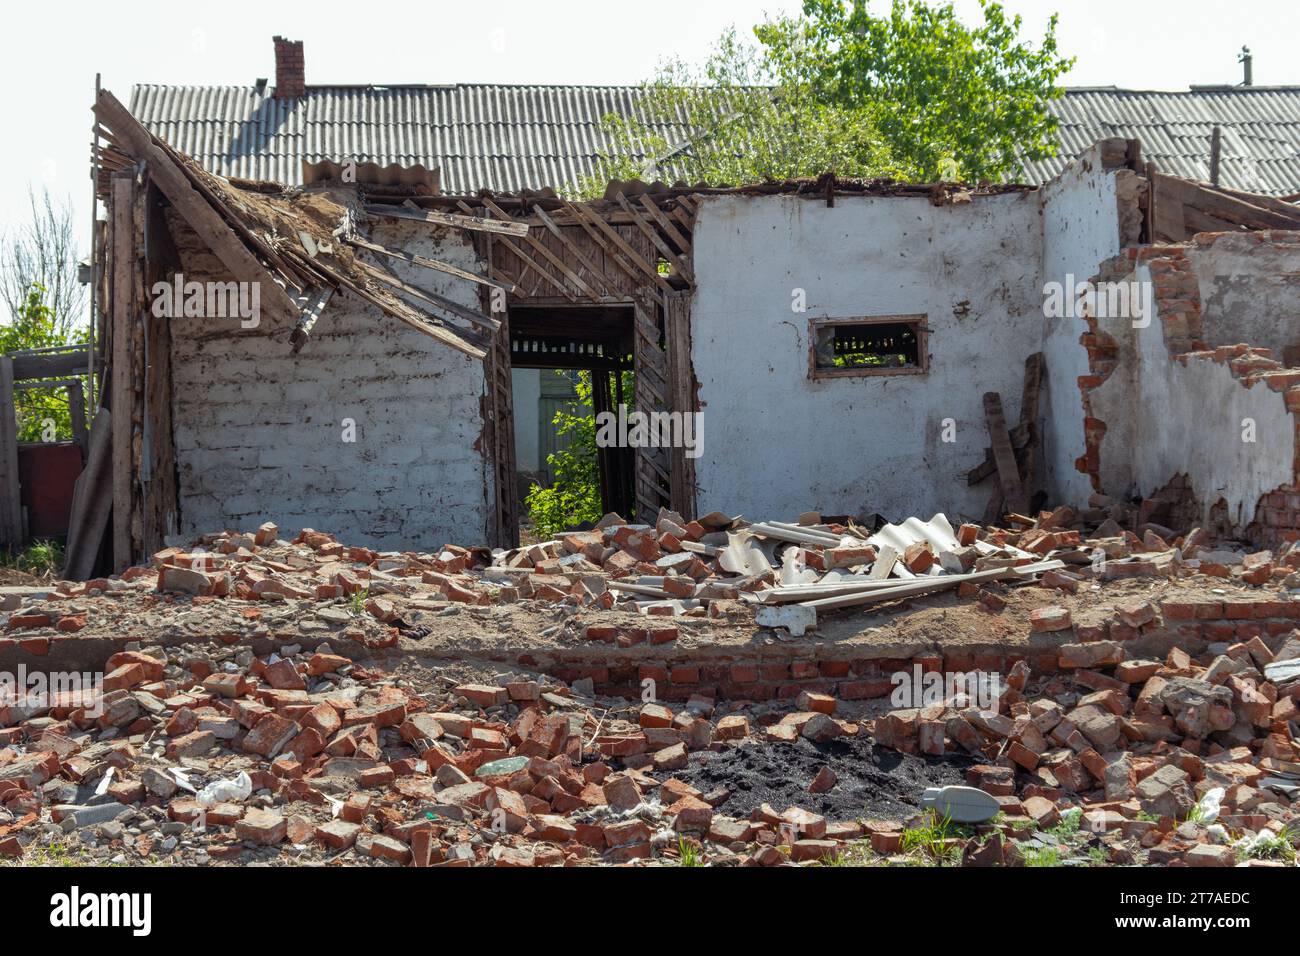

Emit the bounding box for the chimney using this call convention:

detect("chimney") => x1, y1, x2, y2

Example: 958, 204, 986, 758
1239, 45, 1253, 86
273, 36, 305, 99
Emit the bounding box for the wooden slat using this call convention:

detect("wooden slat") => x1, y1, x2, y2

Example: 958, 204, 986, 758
637, 194, 693, 256
615, 193, 694, 283
62, 409, 114, 580
348, 235, 514, 293
984, 391, 1028, 517
531, 205, 615, 297
481, 199, 602, 302
365, 203, 530, 237
564, 201, 673, 295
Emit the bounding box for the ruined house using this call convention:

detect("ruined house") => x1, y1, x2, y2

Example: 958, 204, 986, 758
62, 40, 1300, 576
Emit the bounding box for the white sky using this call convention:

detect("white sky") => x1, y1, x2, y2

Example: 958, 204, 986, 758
1, 0, 1297, 264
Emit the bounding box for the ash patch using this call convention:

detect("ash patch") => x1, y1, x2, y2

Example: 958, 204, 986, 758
662, 736, 975, 821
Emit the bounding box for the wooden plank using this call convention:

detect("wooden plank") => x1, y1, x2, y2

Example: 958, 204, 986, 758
353, 259, 497, 332
565, 201, 674, 295
637, 194, 693, 256
665, 290, 696, 518
365, 203, 530, 237
62, 408, 114, 580
0, 356, 22, 548
110, 173, 135, 571
481, 199, 601, 302
1017, 352, 1044, 498
348, 235, 514, 293
67, 379, 89, 455
983, 391, 1027, 517
92, 90, 300, 322
615, 193, 694, 283
531, 205, 615, 297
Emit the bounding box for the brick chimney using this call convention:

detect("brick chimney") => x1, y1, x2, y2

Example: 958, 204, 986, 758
273, 36, 305, 99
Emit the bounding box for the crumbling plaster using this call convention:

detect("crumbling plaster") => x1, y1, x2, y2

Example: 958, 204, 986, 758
1089, 262, 1295, 529
1188, 232, 1300, 359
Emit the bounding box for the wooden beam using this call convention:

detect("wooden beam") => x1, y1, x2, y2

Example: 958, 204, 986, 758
531, 205, 615, 297
11, 348, 90, 381
110, 173, 135, 572
615, 192, 694, 283
93, 90, 300, 322
355, 260, 498, 332
365, 203, 530, 237
984, 391, 1028, 517
348, 235, 514, 293
480, 199, 602, 302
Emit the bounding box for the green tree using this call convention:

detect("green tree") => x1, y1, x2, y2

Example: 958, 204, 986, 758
0, 285, 79, 442
758, 0, 1074, 182
579, 0, 1072, 193
525, 371, 633, 537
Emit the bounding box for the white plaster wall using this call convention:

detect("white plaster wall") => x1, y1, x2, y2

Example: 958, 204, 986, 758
1039, 145, 1123, 508
511, 368, 541, 472
1090, 262, 1294, 528
1189, 234, 1300, 359
689, 191, 1042, 523
169, 219, 490, 550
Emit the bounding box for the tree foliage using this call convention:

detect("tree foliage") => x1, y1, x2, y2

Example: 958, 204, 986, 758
1, 187, 86, 338
578, 0, 1072, 194
0, 286, 80, 442
525, 371, 634, 537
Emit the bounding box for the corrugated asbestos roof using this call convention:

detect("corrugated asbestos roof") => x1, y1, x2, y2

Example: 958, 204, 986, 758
130, 83, 1300, 196
1030, 87, 1300, 196
128, 84, 694, 194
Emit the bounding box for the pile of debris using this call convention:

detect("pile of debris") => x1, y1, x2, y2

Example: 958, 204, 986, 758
2, 503, 1298, 866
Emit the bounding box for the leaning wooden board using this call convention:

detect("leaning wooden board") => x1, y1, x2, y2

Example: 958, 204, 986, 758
984, 391, 1028, 518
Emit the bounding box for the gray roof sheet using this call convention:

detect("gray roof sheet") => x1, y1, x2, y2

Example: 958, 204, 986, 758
129, 83, 1300, 196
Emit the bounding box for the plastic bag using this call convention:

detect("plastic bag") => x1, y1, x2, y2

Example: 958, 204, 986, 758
196, 770, 252, 807
1194, 786, 1225, 824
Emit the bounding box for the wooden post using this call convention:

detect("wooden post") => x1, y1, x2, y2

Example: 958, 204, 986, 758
110, 173, 136, 572
0, 355, 23, 549
665, 290, 697, 519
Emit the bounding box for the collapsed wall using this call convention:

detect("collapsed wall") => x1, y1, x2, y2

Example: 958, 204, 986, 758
1076, 234, 1300, 545
165, 217, 491, 550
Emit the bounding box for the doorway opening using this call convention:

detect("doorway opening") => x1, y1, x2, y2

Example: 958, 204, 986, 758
507, 305, 636, 538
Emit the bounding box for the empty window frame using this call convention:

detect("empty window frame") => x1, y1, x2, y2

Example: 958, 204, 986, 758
809, 314, 928, 379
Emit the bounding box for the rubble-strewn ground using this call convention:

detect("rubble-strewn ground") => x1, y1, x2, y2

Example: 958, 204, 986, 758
2, 504, 1298, 867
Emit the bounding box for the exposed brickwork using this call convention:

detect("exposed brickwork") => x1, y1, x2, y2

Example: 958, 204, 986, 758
1074, 236, 1300, 543
273, 36, 305, 100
